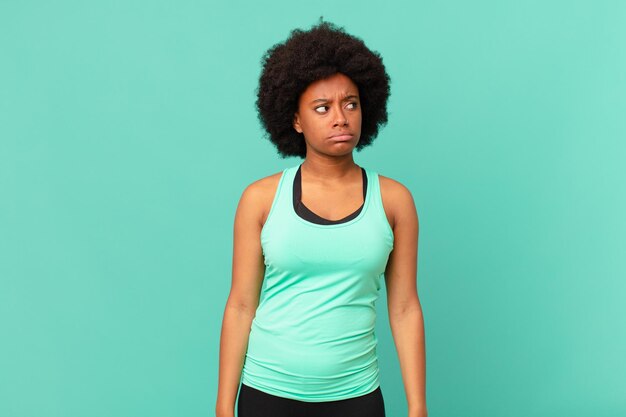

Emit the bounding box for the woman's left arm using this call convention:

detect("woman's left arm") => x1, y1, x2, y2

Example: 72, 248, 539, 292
383, 180, 427, 417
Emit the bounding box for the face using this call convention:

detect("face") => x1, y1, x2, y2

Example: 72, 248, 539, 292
293, 72, 362, 156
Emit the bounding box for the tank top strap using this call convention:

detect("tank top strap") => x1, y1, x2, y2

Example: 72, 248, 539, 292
261, 166, 296, 233
364, 167, 395, 244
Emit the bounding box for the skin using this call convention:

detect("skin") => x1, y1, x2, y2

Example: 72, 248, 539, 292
216, 72, 427, 417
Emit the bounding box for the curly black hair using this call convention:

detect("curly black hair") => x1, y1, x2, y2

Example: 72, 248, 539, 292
256, 20, 391, 158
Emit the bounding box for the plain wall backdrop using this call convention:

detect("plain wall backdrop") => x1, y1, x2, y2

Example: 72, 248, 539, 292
1, 1, 625, 416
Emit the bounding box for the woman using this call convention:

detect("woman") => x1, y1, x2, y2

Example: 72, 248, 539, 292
216, 20, 427, 417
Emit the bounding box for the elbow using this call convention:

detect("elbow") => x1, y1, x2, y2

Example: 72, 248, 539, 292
225, 296, 259, 317
388, 298, 423, 322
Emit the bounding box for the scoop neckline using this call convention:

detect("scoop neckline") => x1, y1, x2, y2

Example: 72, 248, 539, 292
290, 164, 372, 229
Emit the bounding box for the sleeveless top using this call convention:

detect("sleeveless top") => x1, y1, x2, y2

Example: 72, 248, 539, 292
240, 163, 394, 402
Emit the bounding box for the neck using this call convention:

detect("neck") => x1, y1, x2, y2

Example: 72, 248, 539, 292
300, 155, 360, 182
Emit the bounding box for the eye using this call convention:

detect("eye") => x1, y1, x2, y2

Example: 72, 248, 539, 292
314, 105, 329, 113
346, 102, 359, 110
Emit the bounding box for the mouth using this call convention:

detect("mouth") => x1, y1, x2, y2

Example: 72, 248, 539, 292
329, 133, 354, 142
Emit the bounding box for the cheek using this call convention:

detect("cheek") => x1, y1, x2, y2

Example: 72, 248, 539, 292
300, 118, 326, 139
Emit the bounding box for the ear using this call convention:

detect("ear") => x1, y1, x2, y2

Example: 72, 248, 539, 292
293, 112, 303, 133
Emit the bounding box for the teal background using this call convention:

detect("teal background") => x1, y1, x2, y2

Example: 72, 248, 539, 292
1, 1, 625, 416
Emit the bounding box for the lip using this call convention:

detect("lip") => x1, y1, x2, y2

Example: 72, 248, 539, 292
328, 133, 354, 141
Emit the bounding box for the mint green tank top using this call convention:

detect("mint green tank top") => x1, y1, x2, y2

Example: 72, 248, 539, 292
241, 164, 394, 402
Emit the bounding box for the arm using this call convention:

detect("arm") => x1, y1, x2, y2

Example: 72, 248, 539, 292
215, 184, 266, 417
384, 182, 427, 417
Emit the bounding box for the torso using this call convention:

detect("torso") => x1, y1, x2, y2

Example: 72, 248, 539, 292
241, 164, 395, 400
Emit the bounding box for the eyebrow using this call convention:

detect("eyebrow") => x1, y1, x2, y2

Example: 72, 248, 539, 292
309, 95, 359, 104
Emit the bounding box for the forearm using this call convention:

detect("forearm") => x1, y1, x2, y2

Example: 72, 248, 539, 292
389, 304, 427, 414
215, 303, 256, 417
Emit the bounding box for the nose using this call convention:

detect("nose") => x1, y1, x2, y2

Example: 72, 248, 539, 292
332, 106, 348, 127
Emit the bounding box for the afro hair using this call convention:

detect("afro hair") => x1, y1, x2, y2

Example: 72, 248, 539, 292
256, 20, 391, 158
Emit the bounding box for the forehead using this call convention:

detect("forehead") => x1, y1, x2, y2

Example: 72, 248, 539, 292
300, 73, 359, 100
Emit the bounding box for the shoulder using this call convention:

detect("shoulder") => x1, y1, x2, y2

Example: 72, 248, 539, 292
238, 169, 286, 226
378, 174, 413, 200
243, 170, 284, 198
377, 173, 418, 230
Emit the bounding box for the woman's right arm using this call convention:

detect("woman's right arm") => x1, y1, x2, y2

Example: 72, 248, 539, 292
215, 183, 267, 417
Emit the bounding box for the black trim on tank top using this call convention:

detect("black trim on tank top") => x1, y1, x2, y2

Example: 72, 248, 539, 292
293, 164, 367, 225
